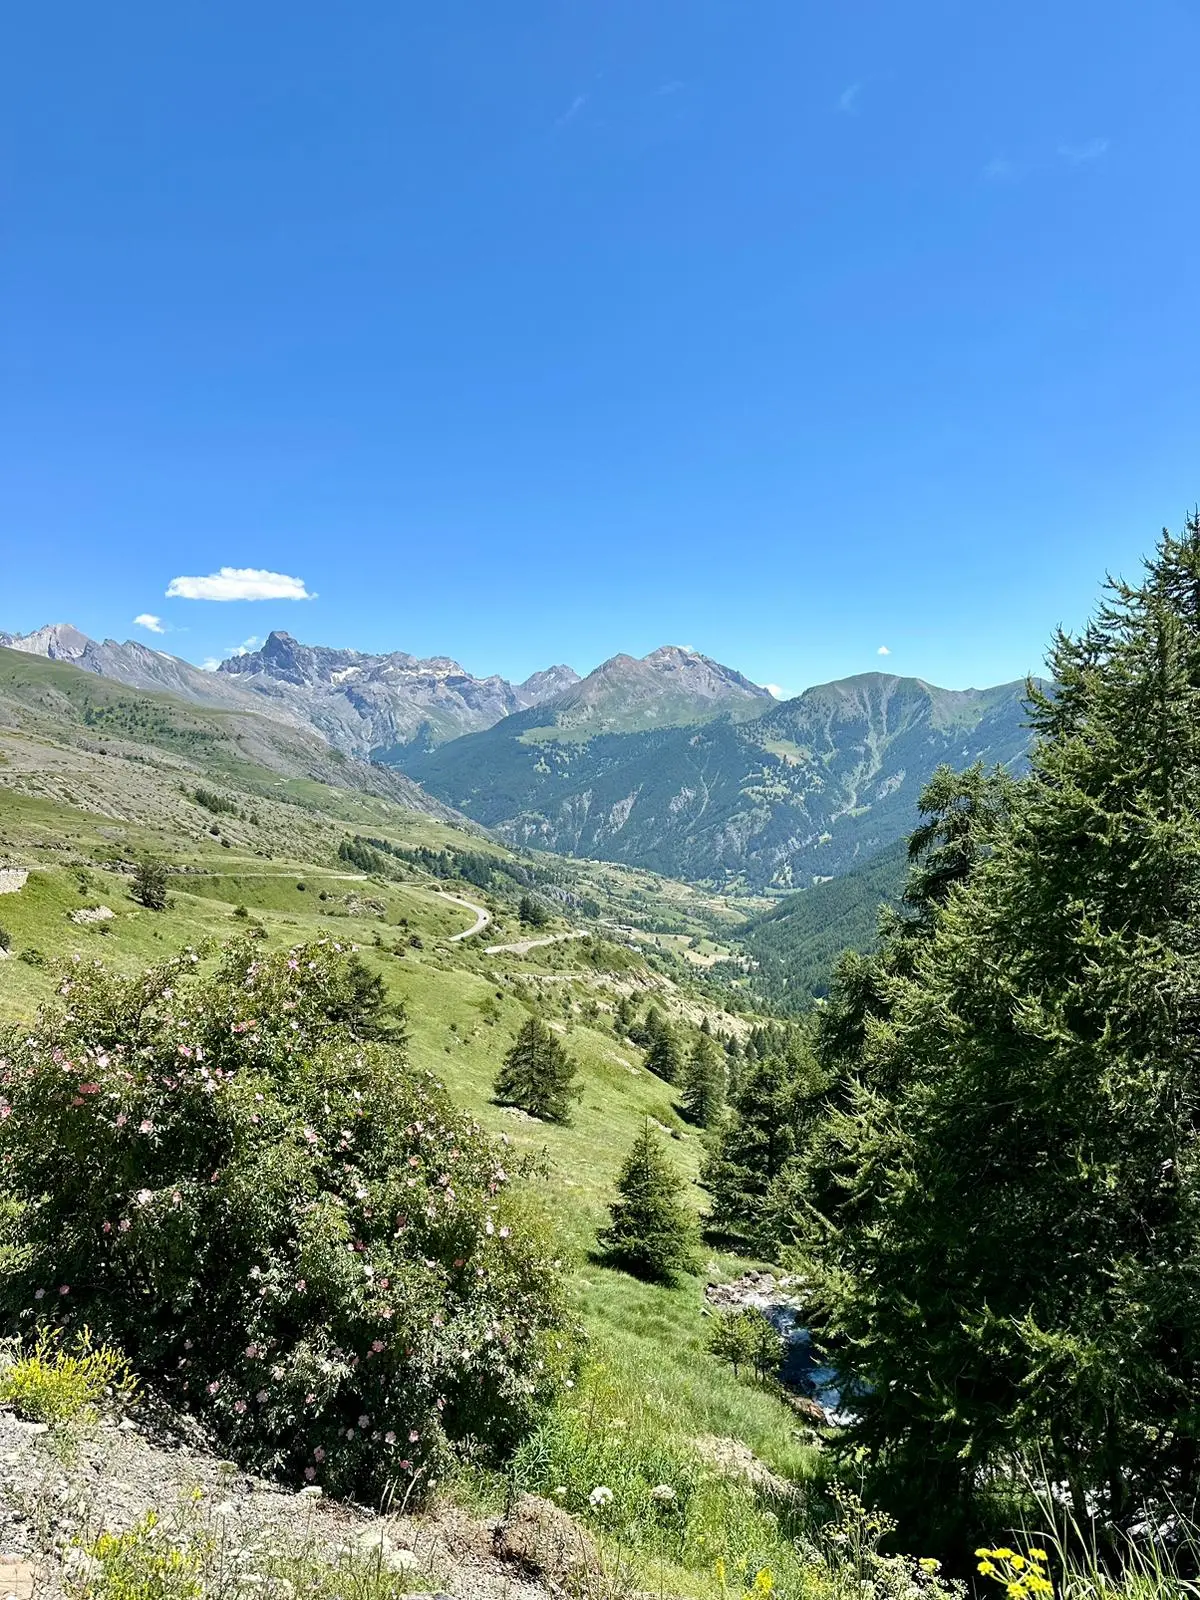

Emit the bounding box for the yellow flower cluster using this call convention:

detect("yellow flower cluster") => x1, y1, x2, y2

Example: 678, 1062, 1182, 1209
713, 1557, 774, 1600
975, 1545, 1053, 1599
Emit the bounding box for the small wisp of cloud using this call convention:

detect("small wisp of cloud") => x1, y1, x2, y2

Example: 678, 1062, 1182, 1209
877, 645, 891, 656
556, 93, 589, 129
1058, 137, 1109, 165
766, 683, 787, 700
837, 81, 862, 115
983, 156, 1020, 183
201, 636, 262, 673
166, 567, 314, 602
133, 614, 165, 634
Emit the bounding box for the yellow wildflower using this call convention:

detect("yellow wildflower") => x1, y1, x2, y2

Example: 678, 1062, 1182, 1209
978, 1562, 998, 1578
1028, 1550, 1049, 1564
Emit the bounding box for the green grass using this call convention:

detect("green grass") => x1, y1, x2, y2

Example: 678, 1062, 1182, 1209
0, 684, 826, 1596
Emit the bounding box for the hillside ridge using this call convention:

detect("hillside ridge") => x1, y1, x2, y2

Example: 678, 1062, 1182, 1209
392, 670, 1036, 890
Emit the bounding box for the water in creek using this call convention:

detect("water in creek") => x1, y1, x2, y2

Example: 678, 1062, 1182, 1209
759, 1299, 843, 1413
705, 1271, 851, 1418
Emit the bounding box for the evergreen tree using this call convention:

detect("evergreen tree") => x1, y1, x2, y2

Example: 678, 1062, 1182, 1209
681, 1033, 725, 1126
702, 1045, 822, 1252
795, 763, 1018, 1239
599, 1123, 699, 1284
643, 1016, 683, 1083
131, 857, 169, 911
613, 992, 638, 1037
628, 1002, 662, 1050
799, 518, 1200, 1545
517, 893, 550, 928
494, 1015, 580, 1124
724, 1034, 744, 1102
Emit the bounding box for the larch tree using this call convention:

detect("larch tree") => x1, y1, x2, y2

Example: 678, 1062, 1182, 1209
797, 517, 1200, 1548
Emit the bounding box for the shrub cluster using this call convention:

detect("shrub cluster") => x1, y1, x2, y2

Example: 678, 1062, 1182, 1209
0, 1324, 137, 1428
0, 938, 576, 1497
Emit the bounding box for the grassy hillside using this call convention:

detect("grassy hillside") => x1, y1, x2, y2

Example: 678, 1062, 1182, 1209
0, 648, 824, 1595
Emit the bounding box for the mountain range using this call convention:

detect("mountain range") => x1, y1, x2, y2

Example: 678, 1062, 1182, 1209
0, 639, 455, 822
392, 671, 1034, 890
0, 625, 581, 754
218, 632, 582, 754
0, 622, 1037, 892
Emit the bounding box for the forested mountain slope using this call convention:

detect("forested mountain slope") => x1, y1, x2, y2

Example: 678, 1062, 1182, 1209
393, 672, 1035, 890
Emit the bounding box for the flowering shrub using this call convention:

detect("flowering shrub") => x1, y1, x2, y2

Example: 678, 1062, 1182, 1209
0, 938, 576, 1497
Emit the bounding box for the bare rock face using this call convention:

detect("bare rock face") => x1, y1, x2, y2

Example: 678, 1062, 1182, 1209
1, 623, 581, 759
492, 1494, 599, 1582
219, 633, 581, 756
0, 623, 92, 661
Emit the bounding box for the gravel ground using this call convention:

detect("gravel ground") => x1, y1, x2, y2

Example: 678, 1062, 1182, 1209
0, 1404, 554, 1600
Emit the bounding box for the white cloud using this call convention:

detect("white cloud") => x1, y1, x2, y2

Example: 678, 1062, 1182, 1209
838, 81, 862, 114
133, 613, 165, 634
877, 645, 890, 656
983, 155, 1019, 182
766, 684, 786, 699
556, 93, 588, 128
1058, 137, 1108, 165
166, 567, 314, 602
201, 635, 263, 672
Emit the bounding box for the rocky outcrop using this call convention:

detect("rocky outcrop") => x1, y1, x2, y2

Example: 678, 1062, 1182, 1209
220, 633, 581, 755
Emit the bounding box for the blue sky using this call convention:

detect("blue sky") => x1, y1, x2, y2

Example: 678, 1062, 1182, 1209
3, 0, 1198, 697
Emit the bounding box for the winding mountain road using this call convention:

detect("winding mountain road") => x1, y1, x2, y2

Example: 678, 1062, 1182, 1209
436, 889, 492, 942
484, 930, 587, 956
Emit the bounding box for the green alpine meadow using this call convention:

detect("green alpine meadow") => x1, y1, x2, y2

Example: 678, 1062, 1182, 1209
4, 515, 1200, 1598
4, 10, 1196, 1594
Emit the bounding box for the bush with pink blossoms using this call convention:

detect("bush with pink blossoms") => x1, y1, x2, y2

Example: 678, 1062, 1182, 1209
0, 938, 576, 1498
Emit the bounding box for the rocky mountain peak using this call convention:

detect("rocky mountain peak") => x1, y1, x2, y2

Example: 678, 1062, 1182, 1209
516, 664, 582, 702
529, 644, 773, 734
0, 622, 92, 660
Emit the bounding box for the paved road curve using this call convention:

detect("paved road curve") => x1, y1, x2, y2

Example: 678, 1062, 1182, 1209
437, 890, 492, 942
483, 930, 587, 956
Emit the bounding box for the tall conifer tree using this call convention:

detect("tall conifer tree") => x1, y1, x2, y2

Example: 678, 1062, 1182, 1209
494, 1015, 580, 1124
599, 1122, 699, 1284
681, 1032, 726, 1127
799, 517, 1200, 1543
